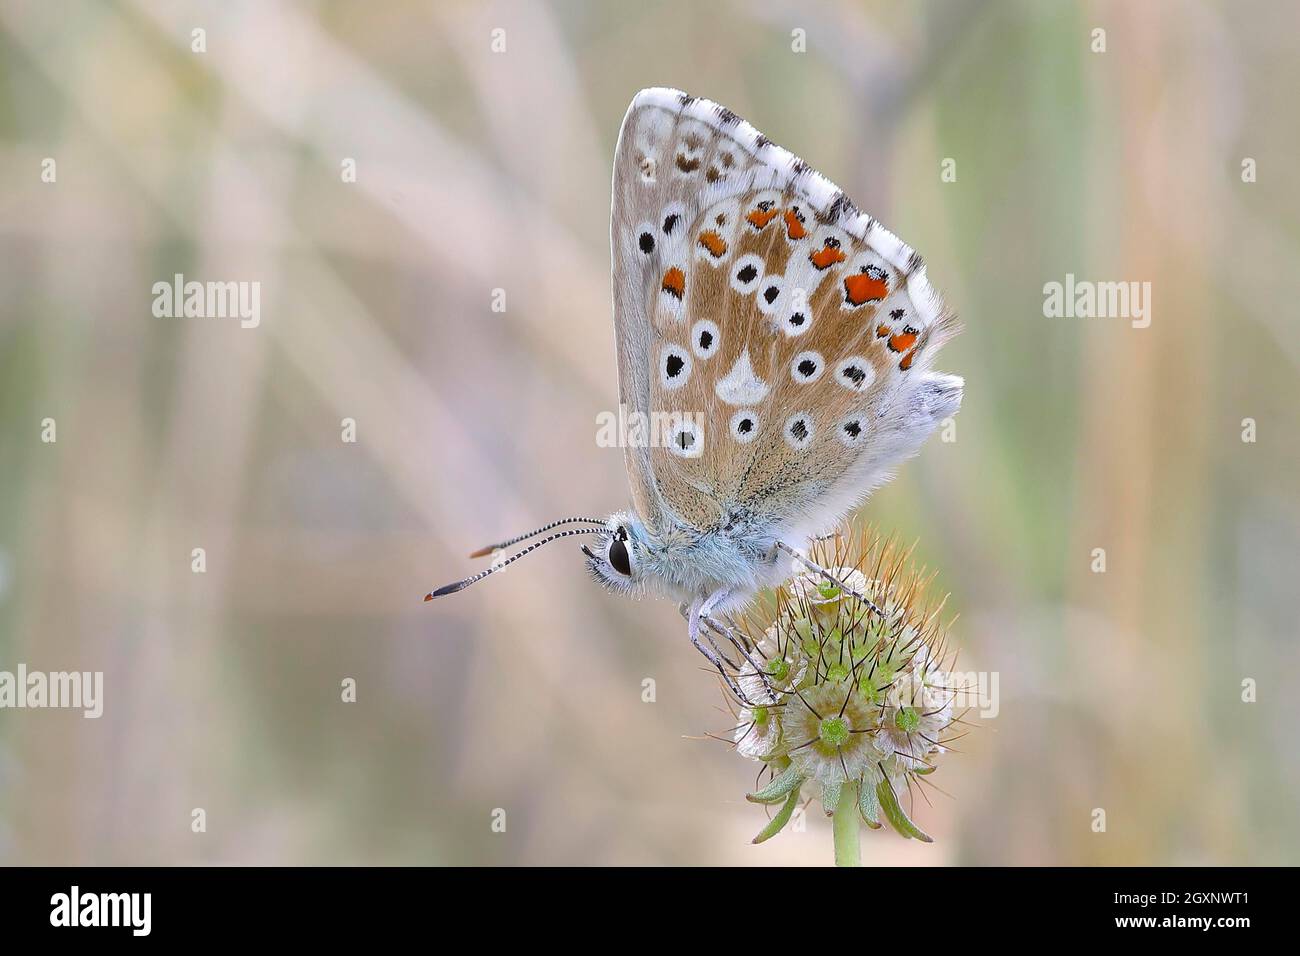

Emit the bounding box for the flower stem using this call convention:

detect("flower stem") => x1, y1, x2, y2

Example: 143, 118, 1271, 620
833, 780, 861, 867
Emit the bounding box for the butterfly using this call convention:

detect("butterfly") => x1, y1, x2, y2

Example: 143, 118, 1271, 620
428, 88, 962, 700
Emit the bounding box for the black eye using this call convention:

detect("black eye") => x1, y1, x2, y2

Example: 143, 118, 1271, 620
608, 535, 632, 576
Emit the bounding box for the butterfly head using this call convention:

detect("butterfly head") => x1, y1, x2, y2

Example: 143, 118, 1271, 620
583, 512, 650, 595
425, 513, 658, 603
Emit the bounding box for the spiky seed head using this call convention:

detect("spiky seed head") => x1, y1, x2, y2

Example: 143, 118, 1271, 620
726, 527, 963, 849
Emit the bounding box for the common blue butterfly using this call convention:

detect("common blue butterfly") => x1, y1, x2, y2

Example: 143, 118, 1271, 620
428, 89, 962, 699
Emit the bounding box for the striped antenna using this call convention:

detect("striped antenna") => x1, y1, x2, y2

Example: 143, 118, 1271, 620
426, 527, 604, 600
467, 517, 607, 558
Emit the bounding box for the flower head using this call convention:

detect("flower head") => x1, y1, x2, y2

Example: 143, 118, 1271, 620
723, 528, 964, 857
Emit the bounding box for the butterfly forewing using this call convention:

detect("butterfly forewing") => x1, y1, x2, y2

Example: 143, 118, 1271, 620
611, 89, 961, 538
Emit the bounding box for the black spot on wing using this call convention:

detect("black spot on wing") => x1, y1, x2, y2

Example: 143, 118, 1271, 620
842, 364, 866, 386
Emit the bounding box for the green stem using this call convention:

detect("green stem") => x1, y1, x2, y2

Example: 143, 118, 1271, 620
833, 780, 861, 867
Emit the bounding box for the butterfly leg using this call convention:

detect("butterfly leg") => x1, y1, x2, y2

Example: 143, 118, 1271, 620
683, 598, 743, 693
775, 540, 887, 619
694, 590, 780, 705
681, 595, 776, 707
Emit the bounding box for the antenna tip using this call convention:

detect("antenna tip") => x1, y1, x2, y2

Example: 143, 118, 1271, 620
425, 579, 469, 600
467, 545, 495, 558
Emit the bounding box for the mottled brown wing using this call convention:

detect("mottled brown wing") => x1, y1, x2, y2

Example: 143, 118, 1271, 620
611, 88, 961, 538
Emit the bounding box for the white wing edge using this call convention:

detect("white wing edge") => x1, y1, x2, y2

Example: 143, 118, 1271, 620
626, 87, 947, 330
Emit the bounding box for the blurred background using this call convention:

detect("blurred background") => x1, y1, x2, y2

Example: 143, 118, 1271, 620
1, 0, 1297, 866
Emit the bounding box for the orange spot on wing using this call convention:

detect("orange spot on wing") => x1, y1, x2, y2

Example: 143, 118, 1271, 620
844, 273, 888, 305
784, 208, 807, 240
899, 348, 919, 371
746, 208, 779, 229
662, 267, 685, 299
888, 331, 918, 354
876, 324, 891, 339
697, 230, 728, 258
810, 245, 847, 270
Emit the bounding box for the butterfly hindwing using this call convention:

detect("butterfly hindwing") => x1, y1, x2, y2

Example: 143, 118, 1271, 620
611, 89, 961, 539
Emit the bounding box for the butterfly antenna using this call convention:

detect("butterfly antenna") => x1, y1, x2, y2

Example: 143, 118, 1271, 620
467, 517, 607, 558
426, 527, 604, 601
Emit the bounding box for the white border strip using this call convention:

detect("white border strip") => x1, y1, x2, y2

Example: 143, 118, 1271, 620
628, 87, 948, 329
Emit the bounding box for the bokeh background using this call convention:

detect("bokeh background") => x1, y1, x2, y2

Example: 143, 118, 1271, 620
1, 0, 1297, 866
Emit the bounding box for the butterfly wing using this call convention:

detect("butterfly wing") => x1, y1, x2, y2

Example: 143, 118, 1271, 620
611, 88, 961, 540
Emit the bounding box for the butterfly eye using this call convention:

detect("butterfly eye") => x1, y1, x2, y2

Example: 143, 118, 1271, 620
607, 535, 632, 576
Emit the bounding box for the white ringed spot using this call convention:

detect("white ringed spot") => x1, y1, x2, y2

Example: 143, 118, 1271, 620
667, 416, 703, 458
690, 319, 720, 359
729, 254, 764, 295
783, 412, 815, 450
729, 409, 760, 444
837, 416, 866, 447
659, 344, 691, 390
833, 356, 875, 392
790, 351, 824, 383
756, 272, 784, 315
